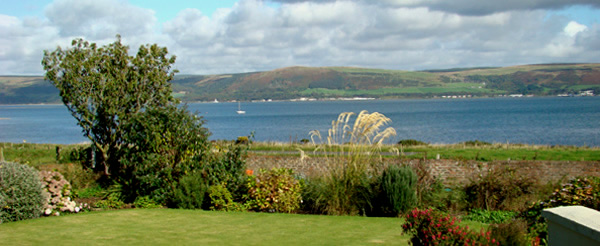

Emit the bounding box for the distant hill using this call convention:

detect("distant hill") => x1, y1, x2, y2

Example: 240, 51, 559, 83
2, 63, 599, 104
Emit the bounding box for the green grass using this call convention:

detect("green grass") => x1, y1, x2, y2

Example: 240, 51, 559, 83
0, 209, 406, 245
1, 142, 86, 167
249, 142, 600, 161
0, 209, 489, 245
403, 144, 600, 161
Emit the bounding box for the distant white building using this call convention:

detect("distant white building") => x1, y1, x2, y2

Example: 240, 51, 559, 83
579, 90, 595, 96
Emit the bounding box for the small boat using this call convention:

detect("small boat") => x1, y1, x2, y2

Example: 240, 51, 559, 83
236, 102, 246, 114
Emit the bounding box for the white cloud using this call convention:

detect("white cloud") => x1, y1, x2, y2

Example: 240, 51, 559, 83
0, 0, 599, 75
564, 21, 588, 36
44, 0, 156, 39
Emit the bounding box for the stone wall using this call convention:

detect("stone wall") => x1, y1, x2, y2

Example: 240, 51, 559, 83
246, 154, 600, 185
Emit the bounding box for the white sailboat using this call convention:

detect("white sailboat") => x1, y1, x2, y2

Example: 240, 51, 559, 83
236, 102, 246, 114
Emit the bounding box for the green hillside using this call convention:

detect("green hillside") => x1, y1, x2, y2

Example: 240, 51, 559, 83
2, 63, 599, 104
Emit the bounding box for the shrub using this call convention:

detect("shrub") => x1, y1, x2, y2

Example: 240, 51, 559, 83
56, 163, 100, 190
408, 160, 446, 209
463, 140, 492, 146
39, 170, 84, 216
207, 183, 247, 211
489, 219, 529, 246
133, 196, 162, 209
95, 193, 125, 210
58, 145, 92, 165
118, 105, 210, 204
169, 172, 208, 209
465, 166, 536, 211
464, 209, 517, 224
235, 136, 250, 145
309, 110, 396, 215
523, 177, 600, 244
402, 208, 500, 246
397, 139, 428, 146
373, 164, 417, 216
299, 176, 329, 214
245, 168, 302, 213
0, 161, 46, 223
201, 144, 248, 201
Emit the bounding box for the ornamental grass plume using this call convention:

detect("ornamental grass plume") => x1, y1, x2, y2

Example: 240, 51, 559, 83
308, 110, 397, 215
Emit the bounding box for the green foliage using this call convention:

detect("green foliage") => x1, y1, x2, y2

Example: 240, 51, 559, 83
397, 139, 428, 146
464, 209, 517, 224
373, 165, 417, 216
0, 161, 45, 223
118, 105, 210, 204
402, 208, 500, 246
42, 35, 178, 176
245, 168, 302, 213
169, 172, 208, 209
489, 219, 529, 246
133, 196, 162, 209
428, 188, 468, 213
207, 183, 247, 211
55, 163, 99, 190
75, 185, 104, 199
57, 145, 92, 164
201, 144, 248, 201
95, 193, 125, 210
465, 167, 536, 211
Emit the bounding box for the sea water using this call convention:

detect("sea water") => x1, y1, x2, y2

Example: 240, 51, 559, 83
1, 97, 599, 146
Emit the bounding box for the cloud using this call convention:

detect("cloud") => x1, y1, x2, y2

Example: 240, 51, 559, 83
0, 0, 599, 75
564, 21, 588, 36
44, 0, 156, 39
270, 0, 600, 15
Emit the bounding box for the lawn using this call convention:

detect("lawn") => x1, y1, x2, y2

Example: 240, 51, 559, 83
0, 209, 408, 245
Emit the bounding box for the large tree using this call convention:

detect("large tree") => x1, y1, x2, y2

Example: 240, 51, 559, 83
42, 36, 178, 176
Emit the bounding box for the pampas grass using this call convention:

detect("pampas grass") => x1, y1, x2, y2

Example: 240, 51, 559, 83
307, 110, 397, 215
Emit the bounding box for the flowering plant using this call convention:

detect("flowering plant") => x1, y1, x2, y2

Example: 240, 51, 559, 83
402, 208, 499, 246
39, 171, 88, 216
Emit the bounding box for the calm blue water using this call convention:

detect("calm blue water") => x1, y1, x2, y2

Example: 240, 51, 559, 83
1, 97, 599, 146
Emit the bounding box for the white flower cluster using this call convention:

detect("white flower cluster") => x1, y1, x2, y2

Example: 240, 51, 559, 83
39, 171, 85, 216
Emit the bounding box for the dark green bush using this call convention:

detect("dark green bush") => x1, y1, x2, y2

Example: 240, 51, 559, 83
118, 105, 210, 204
0, 161, 46, 223
201, 144, 248, 201
169, 172, 208, 209
489, 219, 529, 246
463, 140, 492, 146
299, 177, 328, 214
397, 139, 428, 146
373, 165, 417, 216
245, 168, 302, 213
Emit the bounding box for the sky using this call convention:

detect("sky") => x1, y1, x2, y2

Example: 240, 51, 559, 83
1, 0, 599, 75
